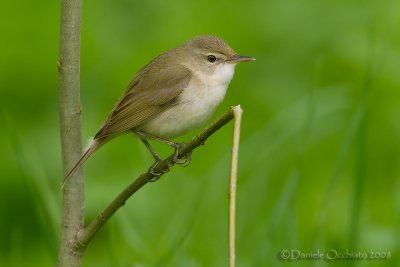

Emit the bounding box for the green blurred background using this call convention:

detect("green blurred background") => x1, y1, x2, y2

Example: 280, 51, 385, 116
1, 0, 399, 266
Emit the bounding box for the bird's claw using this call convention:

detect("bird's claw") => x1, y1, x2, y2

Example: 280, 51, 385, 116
147, 142, 193, 182
147, 160, 169, 182
172, 143, 183, 163
172, 143, 192, 167
176, 152, 192, 167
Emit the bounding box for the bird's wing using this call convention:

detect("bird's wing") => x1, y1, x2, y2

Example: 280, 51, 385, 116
95, 64, 191, 139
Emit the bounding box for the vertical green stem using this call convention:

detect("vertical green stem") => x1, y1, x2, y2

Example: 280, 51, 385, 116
57, 0, 84, 266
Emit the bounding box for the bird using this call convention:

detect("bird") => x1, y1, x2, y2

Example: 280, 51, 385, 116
62, 35, 255, 187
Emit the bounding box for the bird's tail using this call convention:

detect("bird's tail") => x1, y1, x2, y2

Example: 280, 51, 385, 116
62, 139, 102, 188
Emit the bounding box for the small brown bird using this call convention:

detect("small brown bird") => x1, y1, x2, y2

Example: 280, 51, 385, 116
63, 35, 255, 186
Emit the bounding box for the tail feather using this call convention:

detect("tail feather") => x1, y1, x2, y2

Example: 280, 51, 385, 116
62, 139, 101, 188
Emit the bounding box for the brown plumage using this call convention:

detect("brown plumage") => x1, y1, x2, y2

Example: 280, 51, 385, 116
63, 58, 191, 184
62, 35, 254, 186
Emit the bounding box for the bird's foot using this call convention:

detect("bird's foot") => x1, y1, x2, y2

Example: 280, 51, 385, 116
172, 143, 192, 167
147, 159, 170, 182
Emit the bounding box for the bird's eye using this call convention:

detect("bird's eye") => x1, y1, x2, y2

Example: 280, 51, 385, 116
207, 55, 217, 63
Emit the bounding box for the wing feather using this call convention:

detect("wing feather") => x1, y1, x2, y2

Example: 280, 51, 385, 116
95, 64, 191, 139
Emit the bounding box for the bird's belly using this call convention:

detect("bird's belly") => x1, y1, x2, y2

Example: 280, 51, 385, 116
140, 83, 228, 139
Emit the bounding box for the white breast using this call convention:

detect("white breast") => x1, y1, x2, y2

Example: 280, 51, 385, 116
140, 63, 236, 138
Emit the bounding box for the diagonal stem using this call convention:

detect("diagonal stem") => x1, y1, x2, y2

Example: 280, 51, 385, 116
75, 106, 238, 250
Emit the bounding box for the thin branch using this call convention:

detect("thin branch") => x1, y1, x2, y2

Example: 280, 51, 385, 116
229, 106, 242, 267
75, 106, 238, 250
57, 0, 84, 266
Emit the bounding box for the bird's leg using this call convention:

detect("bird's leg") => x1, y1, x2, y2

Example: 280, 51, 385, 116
141, 138, 161, 162
140, 139, 169, 181
136, 131, 192, 166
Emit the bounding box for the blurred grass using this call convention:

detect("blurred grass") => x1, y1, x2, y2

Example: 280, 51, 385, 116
1, 0, 400, 266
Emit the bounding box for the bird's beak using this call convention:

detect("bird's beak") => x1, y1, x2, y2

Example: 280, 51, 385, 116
227, 54, 256, 64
